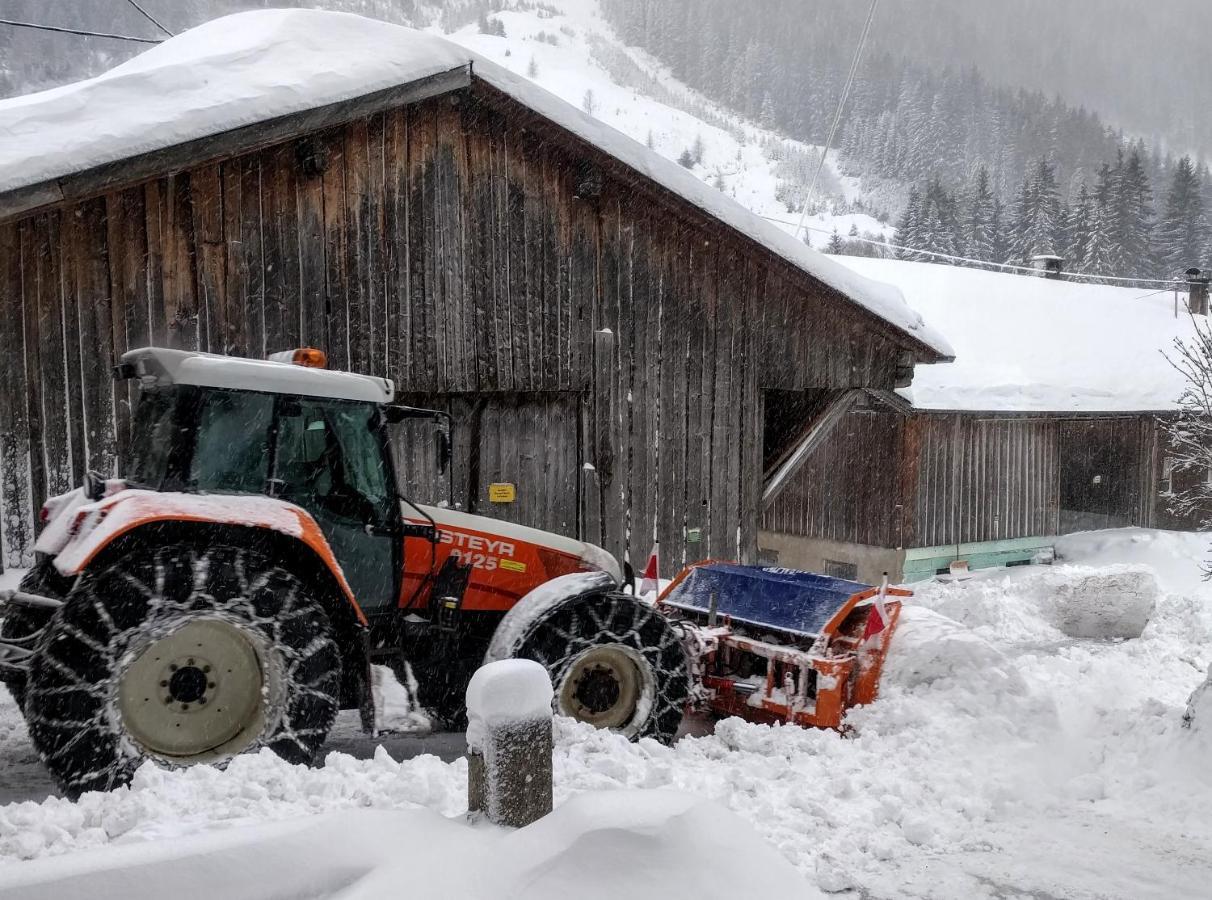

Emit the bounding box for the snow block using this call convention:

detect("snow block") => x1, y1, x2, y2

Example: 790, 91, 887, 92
466, 660, 554, 828
1043, 566, 1158, 640
883, 606, 1020, 690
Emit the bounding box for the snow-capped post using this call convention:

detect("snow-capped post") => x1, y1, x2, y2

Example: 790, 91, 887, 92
465, 659, 554, 828
1187, 268, 1210, 316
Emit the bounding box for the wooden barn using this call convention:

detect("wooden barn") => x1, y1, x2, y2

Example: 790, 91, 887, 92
0, 10, 951, 573
761, 258, 1207, 583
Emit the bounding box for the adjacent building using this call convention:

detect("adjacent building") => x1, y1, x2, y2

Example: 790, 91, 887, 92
761, 258, 1206, 582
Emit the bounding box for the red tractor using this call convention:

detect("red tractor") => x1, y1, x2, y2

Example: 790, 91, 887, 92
0, 347, 905, 796
0, 347, 688, 794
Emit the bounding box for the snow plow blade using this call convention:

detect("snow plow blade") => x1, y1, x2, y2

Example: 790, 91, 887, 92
657, 563, 910, 729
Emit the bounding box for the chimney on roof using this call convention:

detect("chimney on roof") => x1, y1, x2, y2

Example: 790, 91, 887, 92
1188, 268, 1210, 316
1031, 254, 1065, 280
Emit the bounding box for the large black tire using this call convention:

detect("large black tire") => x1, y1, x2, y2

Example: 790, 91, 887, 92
1, 560, 70, 711
24, 542, 342, 795
487, 577, 689, 743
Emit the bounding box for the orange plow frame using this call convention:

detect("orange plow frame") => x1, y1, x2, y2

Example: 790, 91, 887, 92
658, 562, 910, 730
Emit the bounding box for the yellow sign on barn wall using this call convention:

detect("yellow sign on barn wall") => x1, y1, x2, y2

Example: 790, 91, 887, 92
488, 483, 517, 503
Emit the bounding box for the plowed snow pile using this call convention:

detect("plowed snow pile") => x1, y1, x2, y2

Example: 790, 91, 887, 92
1, 528, 1212, 899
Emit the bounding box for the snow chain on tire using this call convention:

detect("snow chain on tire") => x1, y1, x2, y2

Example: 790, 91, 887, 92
502, 588, 689, 743
24, 542, 342, 795
0, 561, 67, 711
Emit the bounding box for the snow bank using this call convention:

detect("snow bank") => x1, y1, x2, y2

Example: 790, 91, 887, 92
911, 562, 1159, 643
882, 605, 1023, 691
1056, 528, 1212, 596
0, 791, 813, 900
837, 257, 1198, 412
3, 528, 1212, 897
0, 9, 949, 358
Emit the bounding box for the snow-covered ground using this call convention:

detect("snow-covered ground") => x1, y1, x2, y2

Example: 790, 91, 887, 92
2, 527, 1212, 898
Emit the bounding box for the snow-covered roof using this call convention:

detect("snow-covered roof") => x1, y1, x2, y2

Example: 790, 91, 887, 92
122, 347, 395, 403
0, 9, 950, 360
837, 257, 1197, 413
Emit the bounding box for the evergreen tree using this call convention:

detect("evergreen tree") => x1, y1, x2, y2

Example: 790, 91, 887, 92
677, 148, 695, 169
990, 197, 1009, 264
1008, 176, 1035, 263
691, 133, 705, 165
964, 165, 996, 262
1063, 183, 1095, 272
826, 228, 844, 254
894, 188, 923, 260
1158, 156, 1209, 275
1117, 149, 1157, 277
1025, 157, 1063, 258
1085, 162, 1119, 277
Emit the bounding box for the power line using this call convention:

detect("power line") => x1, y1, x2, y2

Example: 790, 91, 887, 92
762, 211, 1186, 287
793, 0, 879, 242
0, 17, 163, 44
124, 0, 174, 37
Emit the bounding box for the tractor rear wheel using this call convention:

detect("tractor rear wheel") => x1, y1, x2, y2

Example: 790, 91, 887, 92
487, 576, 689, 743
24, 542, 342, 795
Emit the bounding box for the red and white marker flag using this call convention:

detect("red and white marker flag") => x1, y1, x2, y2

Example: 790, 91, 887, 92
861, 576, 890, 648
639, 542, 660, 596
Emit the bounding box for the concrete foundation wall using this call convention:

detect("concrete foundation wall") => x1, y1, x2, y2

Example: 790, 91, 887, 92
757, 531, 906, 585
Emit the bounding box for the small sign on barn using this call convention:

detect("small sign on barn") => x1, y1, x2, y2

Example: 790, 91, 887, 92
488, 483, 517, 504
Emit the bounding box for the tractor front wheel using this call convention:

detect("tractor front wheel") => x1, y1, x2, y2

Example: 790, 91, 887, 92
487, 575, 689, 743
24, 542, 342, 795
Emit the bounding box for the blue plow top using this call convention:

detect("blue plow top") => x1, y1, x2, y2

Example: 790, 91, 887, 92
660, 563, 873, 638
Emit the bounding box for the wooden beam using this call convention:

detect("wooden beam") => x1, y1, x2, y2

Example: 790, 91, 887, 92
0, 65, 473, 224
762, 389, 861, 509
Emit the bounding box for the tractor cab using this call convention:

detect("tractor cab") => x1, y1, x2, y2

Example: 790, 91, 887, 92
115, 346, 444, 615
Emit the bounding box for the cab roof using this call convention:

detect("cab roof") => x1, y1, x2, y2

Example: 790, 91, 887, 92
121, 347, 395, 404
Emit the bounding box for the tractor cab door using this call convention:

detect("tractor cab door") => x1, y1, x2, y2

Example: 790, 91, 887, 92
273, 397, 401, 614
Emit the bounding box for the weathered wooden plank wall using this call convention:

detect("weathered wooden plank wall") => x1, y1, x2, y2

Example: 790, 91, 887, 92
765, 406, 1184, 553
761, 404, 904, 548
0, 83, 907, 570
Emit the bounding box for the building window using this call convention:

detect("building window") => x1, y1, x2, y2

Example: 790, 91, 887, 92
1161, 457, 1177, 494
757, 548, 780, 566
823, 559, 858, 581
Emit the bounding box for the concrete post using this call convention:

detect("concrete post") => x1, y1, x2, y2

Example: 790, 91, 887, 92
465, 659, 554, 828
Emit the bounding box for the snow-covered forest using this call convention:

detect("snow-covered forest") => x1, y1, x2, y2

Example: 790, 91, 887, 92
3, 0, 1209, 279
601, 0, 1212, 279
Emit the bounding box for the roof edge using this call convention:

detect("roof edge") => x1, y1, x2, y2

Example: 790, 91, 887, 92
0, 64, 472, 224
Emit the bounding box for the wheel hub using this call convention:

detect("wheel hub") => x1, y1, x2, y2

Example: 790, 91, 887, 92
167, 664, 209, 705
559, 645, 646, 730
117, 618, 279, 763
572, 664, 622, 714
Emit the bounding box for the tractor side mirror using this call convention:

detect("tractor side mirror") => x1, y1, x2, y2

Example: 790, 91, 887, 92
83, 470, 107, 501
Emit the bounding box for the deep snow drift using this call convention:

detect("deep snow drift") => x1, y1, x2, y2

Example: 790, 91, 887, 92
1, 528, 1212, 899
